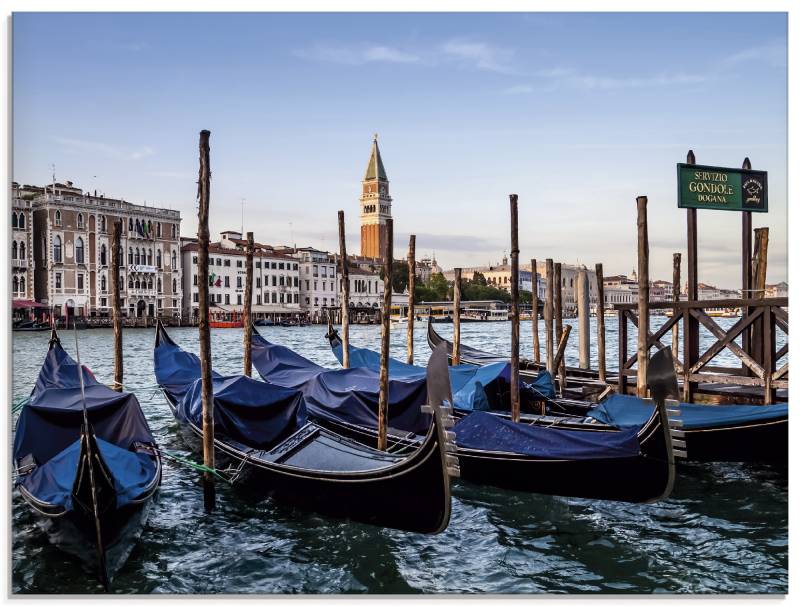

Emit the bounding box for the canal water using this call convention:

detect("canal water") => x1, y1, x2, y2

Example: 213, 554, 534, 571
11, 320, 787, 594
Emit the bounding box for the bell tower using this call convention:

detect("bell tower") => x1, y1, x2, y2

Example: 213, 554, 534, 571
360, 134, 392, 259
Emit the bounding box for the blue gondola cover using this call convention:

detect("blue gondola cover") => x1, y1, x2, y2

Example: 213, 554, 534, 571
154, 330, 307, 449
454, 411, 642, 460
13, 340, 158, 509
588, 394, 789, 430
252, 331, 431, 433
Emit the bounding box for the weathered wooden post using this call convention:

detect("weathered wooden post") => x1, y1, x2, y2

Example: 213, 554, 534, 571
509, 195, 521, 423
594, 262, 606, 383
196, 129, 215, 512
672, 253, 681, 362
577, 266, 590, 370
407, 234, 416, 365
110, 220, 123, 392
531, 258, 540, 365
750, 227, 769, 369
453, 268, 462, 365
242, 231, 254, 377
337, 211, 350, 369
683, 150, 699, 402
636, 195, 650, 398
553, 324, 573, 373
544, 258, 554, 374
554, 263, 566, 390
741, 157, 753, 358
377, 219, 393, 451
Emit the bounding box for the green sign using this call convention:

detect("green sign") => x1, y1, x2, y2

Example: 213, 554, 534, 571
677, 163, 768, 212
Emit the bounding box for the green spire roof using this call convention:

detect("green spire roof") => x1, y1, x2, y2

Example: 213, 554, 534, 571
364, 134, 388, 181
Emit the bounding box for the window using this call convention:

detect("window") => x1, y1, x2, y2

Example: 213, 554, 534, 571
193, 275, 198, 286
257, 295, 262, 305
271, 292, 277, 303
75, 238, 85, 264
294, 293, 298, 303
53, 236, 62, 262
192, 256, 197, 264
100, 244, 107, 266
279, 263, 285, 270
156, 249, 161, 268
172, 251, 177, 270
147, 248, 152, 265
237, 276, 242, 288
216, 258, 222, 266
148, 278, 153, 290
129, 218, 133, 231
305, 280, 310, 290
129, 248, 133, 264
280, 293, 284, 304
129, 277, 134, 289
157, 222, 162, 237
314, 280, 317, 290
224, 276, 230, 287
224, 259, 231, 267
77, 213, 84, 229
173, 299, 177, 308
237, 294, 242, 305
172, 279, 177, 292
55, 273, 62, 289
236, 260, 242, 268
100, 215, 106, 232
157, 278, 162, 293
280, 276, 285, 287
148, 220, 153, 235
135, 279, 141, 289
193, 292, 199, 303
293, 264, 298, 271
20, 242, 25, 260
19, 213, 25, 229
256, 262, 261, 269
272, 275, 277, 287
12, 276, 18, 294
135, 248, 141, 264
225, 294, 230, 305
101, 275, 107, 292
171, 224, 176, 239
77, 273, 84, 290
11, 241, 17, 259
54, 210, 62, 226
322, 282, 326, 292
271, 262, 277, 269
11, 213, 17, 229
135, 219, 140, 236
294, 277, 298, 287
256, 277, 261, 288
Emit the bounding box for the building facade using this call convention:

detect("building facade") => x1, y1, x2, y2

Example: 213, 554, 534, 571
359, 135, 392, 260
341, 265, 384, 310
180, 231, 302, 321
30, 181, 182, 320
293, 247, 338, 322
11, 183, 37, 301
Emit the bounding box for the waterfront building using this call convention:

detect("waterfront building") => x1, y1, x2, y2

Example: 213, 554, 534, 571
180, 231, 301, 322
293, 247, 338, 323
359, 135, 392, 260
29, 180, 182, 320
11, 183, 37, 302
416, 254, 443, 283
766, 281, 788, 298
340, 265, 384, 311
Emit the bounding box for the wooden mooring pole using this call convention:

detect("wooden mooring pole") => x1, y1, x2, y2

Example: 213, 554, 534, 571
196, 129, 215, 512
684, 150, 699, 402
407, 235, 416, 365
453, 268, 462, 365
741, 157, 753, 360
509, 194, 521, 423
531, 258, 540, 365
110, 220, 123, 392
750, 227, 769, 370
554, 263, 566, 392
577, 266, 590, 370
243, 232, 254, 377
337, 211, 350, 369
377, 218, 393, 451
672, 253, 681, 363
636, 195, 650, 398
594, 262, 606, 383
544, 259, 554, 374
553, 324, 573, 373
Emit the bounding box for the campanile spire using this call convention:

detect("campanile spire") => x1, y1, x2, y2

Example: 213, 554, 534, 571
360, 134, 392, 259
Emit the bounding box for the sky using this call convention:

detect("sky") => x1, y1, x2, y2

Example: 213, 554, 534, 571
12, 12, 788, 289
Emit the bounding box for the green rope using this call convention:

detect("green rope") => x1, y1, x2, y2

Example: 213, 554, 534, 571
158, 449, 232, 483
12, 396, 30, 414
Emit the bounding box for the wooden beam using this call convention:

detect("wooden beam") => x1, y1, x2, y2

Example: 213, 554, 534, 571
531, 258, 540, 365
407, 234, 416, 365
509, 195, 521, 422
242, 232, 254, 377
554, 263, 565, 392
110, 220, 123, 392
594, 263, 606, 383
636, 195, 649, 397
685, 150, 699, 402
545, 259, 554, 374
453, 268, 462, 365
691, 309, 765, 379
672, 252, 681, 364
618, 308, 628, 393
577, 267, 590, 370
377, 218, 393, 451
553, 324, 573, 372
689, 308, 764, 375
337, 211, 350, 369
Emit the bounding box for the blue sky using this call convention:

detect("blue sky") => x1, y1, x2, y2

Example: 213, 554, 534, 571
13, 12, 787, 288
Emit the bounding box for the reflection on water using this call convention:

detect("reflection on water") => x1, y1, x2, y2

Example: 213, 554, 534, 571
11, 323, 787, 594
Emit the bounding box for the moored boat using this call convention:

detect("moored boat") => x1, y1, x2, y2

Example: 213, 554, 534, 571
13, 328, 162, 589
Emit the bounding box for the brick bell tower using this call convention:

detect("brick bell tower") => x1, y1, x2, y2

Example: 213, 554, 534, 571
360, 134, 392, 259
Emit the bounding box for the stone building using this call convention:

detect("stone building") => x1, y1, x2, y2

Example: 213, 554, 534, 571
29, 180, 182, 320
11, 183, 37, 301
359, 135, 392, 260
293, 246, 337, 323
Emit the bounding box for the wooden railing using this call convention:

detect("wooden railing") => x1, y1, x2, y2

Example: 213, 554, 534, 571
615, 297, 787, 404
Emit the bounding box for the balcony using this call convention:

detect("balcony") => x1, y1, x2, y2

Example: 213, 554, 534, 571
12, 259, 28, 269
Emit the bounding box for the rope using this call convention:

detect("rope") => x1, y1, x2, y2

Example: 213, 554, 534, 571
155, 448, 233, 483
12, 396, 30, 414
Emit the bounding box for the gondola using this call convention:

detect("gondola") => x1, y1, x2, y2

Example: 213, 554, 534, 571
13, 327, 162, 589
252, 327, 677, 503
153, 321, 457, 534
427, 318, 789, 464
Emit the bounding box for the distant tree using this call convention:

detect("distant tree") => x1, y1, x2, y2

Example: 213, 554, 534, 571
391, 260, 409, 293
472, 271, 488, 286
427, 272, 450, 300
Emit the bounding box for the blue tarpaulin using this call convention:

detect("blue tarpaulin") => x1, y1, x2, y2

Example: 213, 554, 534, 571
330, 338, 556, 410
154, 328, 307, 450
13, 339, 158, 510
588, 394, 789, 430
454, 411, 642, 459
251, 330, 431, 434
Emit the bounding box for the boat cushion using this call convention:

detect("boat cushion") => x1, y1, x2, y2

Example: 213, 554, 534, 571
588, 394, 789, 430
18, 437, 157, 511
454, 411, 642, 460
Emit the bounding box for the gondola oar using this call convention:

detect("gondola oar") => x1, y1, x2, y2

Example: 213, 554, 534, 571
71, 325, 110, 591
646, 346, 681, 499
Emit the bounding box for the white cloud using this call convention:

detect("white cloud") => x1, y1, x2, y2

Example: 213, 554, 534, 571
724, 41, 786, 67
293, 44, 420, 65
439, 39, 517, 75
502, 84, 535, 95
54, 137, 156, 160
565, 72, 708, 90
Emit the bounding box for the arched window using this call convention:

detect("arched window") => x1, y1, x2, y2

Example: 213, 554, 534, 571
148, 220, 152, 235
135, 219, 140, 235
157, 278, 162, 293
172, 250, 177, 270
75, 237, 85, 264
100, 244, 107, 266
148, 278, 154, 290
172, 278, 177, 293
53, 235, 62, 262
118, 246, 124, 267
101, 275, 107, 292
147, 248, 153, 265
128, 247, 134, 264
77, 213, 84, 229
11, 213, 17, 229
100, 215, 106, 232
19, 276, 25, 295
11, 241, 17, 259
19, 242, 25, 260
129, 277, 134, 289
12, 276, 18, 294
19, 213, 25, 229
156, 249, 162, 268
129, 218, 133, 232
135, 248, 141, 264
135, 279, 141, 290
54, 210, 61, 226
157, 222, 162, 237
